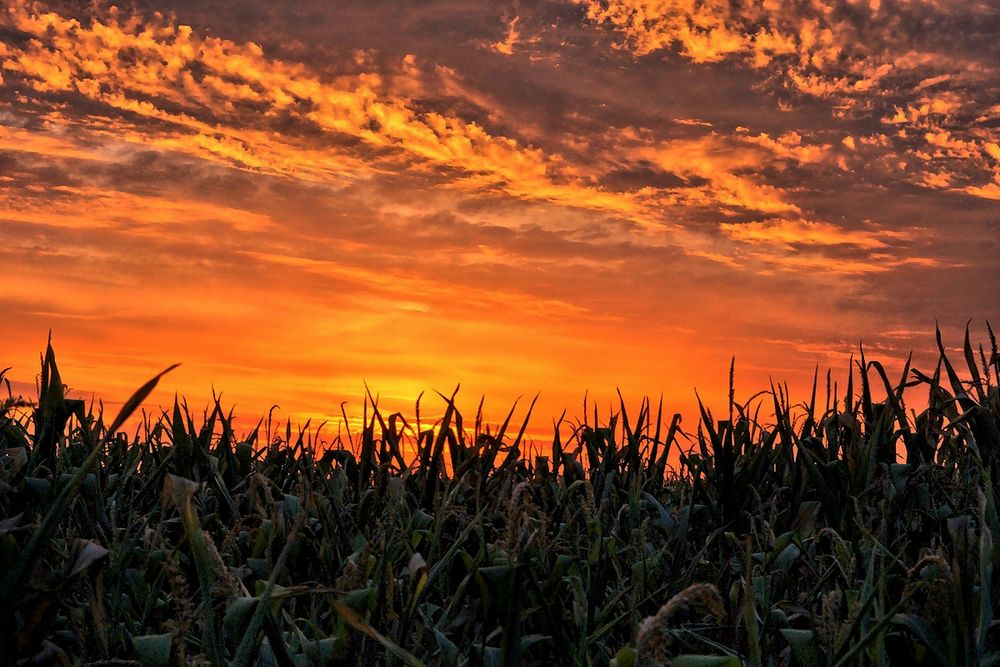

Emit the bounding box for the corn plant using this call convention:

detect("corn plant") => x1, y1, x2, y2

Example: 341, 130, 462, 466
0, 324, 998, 665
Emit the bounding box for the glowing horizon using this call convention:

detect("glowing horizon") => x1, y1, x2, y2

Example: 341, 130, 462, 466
2, 0, 998, 435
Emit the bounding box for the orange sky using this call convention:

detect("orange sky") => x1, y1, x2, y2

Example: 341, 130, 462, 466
2, 0, 998, 438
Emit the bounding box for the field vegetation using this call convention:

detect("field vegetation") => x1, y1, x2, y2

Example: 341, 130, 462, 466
1, 325, 999, 665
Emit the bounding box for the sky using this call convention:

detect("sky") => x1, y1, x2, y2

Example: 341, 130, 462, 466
1, 0, 998, 436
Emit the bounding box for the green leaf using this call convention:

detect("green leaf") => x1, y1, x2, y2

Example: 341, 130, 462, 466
132, 632, 173, 667
432, 628, 459, 667
611, 646, 637, 667
23, 477, 51, 496
69, 540, 109, 577
224, 596, 258, 638
341, 586, 375, 613
247, 557, 269, 579
890, 614, 947, 664
792, 501, 821, 539
303, 637, 341, 664
780, 628, 820, 666
330, 597, 426, 667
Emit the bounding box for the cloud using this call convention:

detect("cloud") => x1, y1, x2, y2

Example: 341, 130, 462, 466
491, 15, 522, 56
615, 130, 806, 216
720, 218, 901, 251
572, 0, 1000, 201
2, 183, 275, 234
0, 0, 653, 223
715, 217, 946, 275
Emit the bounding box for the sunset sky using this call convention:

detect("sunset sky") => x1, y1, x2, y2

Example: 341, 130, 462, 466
2, 0, 998, 434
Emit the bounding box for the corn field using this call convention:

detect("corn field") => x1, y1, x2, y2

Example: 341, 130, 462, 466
1, 324, 999, 665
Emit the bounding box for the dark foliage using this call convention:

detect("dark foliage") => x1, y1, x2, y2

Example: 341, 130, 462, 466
1, 324, 998, 665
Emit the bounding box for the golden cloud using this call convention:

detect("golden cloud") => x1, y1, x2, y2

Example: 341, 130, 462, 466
720, 218, 901, 251
0, 1, 647, 221
573, 0, 1000, 202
